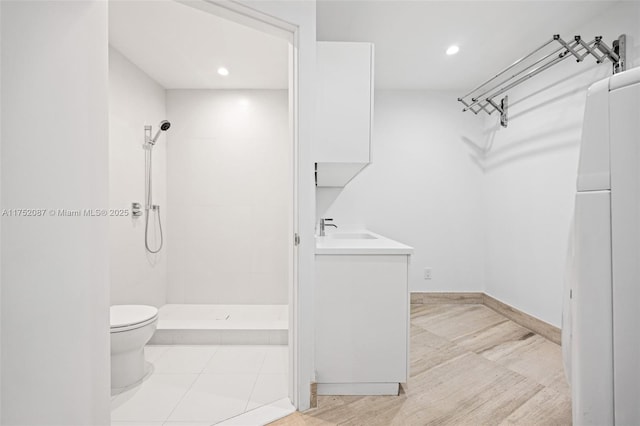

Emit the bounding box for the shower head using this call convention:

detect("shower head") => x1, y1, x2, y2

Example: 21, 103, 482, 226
149, 120, 171, 145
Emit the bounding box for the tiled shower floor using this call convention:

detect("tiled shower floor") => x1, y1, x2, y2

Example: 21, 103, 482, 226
150, 304, 288, 346
111, 345, 289, 425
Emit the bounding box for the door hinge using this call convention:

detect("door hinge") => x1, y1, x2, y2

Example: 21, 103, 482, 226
294, 233, 300, 246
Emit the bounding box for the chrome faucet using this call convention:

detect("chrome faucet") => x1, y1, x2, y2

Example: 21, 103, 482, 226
319, 218, 337, 236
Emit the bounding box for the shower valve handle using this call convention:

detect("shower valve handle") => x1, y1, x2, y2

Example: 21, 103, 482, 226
132, 202, 143, 217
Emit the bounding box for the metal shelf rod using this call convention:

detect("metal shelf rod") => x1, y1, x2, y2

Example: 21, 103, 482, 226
463, 41, 570, 111
485, 49, 572, 103
481, 40, 594, 104
459, 37, 556, 100
458, 34, 626, 128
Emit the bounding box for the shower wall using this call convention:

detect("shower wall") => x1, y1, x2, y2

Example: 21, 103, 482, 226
109, 46, 168, 307
166, 90, 290, 305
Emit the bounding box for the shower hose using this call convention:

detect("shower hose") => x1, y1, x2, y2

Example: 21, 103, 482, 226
144, 143, 163, 254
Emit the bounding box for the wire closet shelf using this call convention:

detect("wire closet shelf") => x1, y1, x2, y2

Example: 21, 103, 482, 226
458, 34, 627, 128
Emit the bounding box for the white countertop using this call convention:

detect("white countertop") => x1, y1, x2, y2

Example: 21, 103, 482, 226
315, 230, 414, 255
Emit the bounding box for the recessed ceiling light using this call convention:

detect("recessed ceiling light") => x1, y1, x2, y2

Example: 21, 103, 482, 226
446, 45, 460, 56
217, 67, 229, 76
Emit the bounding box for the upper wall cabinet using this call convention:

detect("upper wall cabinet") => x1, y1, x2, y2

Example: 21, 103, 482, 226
316, 41, 374, 186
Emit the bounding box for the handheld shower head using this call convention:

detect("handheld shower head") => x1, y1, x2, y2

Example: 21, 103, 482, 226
149, 120, 171, 145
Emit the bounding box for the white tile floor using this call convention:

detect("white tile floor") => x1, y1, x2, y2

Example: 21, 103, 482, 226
111, 345, 288, 425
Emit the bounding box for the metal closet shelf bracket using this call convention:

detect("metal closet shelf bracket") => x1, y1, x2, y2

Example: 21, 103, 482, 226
458, 33, 626, 128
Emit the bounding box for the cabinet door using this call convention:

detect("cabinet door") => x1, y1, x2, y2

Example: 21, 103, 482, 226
315, 255, 408, 383
316, 42, 373, 163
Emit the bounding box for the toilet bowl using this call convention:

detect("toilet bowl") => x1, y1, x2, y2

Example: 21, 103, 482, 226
110, 305, 158, 390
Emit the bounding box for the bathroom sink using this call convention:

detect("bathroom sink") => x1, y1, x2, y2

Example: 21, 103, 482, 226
326, 233, 377, 240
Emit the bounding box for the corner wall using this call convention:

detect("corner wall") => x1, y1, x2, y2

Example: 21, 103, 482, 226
109, 47, 168, 308
1, 1, 110, 423
320, 90, 486, 294
482, 1, 640, 326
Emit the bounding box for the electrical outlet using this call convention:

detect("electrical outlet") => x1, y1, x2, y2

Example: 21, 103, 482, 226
424, 267, 432, 280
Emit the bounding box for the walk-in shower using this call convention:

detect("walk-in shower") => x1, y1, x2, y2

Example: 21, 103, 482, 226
144, 120, 170, 253
109, 1, 293, 421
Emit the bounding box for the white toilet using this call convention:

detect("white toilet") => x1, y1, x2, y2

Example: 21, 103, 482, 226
110, 305, 159, 390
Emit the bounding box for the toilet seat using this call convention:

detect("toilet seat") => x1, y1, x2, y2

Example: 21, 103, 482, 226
110, 305, 158, 333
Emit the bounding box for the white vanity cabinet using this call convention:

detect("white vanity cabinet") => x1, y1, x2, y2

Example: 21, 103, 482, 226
314, 232, 412, 396
316, 41, 374, 187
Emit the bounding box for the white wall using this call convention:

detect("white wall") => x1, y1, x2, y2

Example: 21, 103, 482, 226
1, 1, 110, 424
319, 90, 485, 293
166, 90, 290, 305
109, 47, 168, 308
482, 1, 640, 327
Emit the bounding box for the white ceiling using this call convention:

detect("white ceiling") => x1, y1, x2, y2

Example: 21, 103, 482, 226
109, 0, 288, 89
317, 0, 621, 90
111, 1, 622, 91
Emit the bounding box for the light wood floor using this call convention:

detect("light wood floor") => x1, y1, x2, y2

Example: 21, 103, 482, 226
271, 304, 571, 425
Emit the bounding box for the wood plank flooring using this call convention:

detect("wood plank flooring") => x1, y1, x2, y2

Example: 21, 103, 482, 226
271, 304, 571, 425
